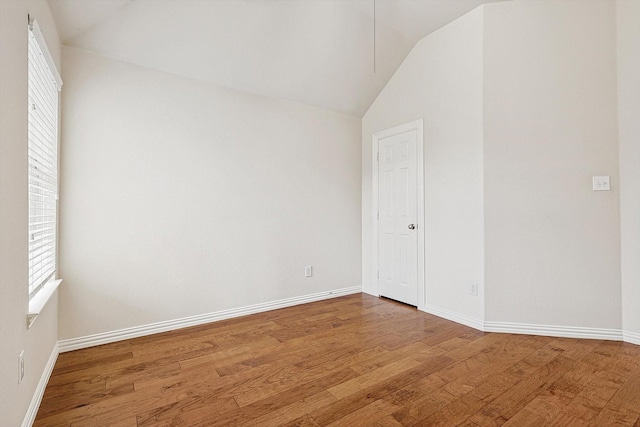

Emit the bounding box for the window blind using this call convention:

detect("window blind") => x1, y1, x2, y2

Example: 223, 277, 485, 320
28, 19, 61, 297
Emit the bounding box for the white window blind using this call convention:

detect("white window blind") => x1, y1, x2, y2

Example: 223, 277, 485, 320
28, 18, 62, 298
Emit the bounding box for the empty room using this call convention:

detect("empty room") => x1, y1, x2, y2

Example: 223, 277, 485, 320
1, 0, 640, 425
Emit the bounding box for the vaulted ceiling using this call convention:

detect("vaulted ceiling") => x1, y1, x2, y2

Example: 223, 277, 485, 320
48, 0, 501, 117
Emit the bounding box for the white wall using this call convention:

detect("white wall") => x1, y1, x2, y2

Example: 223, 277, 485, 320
0, 1, 61, 426
618, 0, 640, 340
364, 0, 624, 334
483, 0, 620, 328
362, 8, 485, 323
59, 48, 362, 340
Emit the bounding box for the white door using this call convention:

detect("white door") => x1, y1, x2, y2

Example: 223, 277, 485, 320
377, 129, 418, 306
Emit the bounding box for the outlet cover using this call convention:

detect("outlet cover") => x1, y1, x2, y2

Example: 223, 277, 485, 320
304, 266, 312, 277
470, 283, 478, 296
18, 351, 24, 384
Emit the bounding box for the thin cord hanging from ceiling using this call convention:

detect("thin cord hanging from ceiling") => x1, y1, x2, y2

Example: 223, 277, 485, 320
373, 0, 376, 74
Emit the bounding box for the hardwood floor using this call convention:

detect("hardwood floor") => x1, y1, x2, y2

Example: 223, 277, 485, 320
35, 294, 640, 426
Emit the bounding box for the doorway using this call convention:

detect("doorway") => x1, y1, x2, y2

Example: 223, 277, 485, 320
372, 119, 424, 308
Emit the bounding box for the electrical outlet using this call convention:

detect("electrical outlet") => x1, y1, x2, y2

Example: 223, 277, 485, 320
470, 283, 478, 296
304, 266, 312, 277
18, 351, 24, 384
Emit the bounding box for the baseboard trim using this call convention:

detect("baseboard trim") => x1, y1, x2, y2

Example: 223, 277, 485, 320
22, 342, 58, 427
484, 321, 624, 341
58, 286, 361, 352
420, 305, 637, 344
623, 330, 640, 346
422, 304, 485, 331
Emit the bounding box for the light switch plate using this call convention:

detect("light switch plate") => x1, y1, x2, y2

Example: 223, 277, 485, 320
592, 176, 610, 191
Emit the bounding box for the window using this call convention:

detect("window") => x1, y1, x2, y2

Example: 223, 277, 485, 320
28, 18, 62, 298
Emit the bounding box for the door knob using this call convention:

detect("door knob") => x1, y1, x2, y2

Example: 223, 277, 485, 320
408, 224, 416, 230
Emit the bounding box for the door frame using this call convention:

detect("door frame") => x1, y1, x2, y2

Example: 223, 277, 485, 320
371, 119, 425, 310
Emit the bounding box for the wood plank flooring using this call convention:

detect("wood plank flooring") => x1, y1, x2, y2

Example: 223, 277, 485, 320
34, 294, 640, 426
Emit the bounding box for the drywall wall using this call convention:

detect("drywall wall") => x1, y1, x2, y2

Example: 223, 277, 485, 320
483, 0, 621, 328
58, 48, 361, 340
0, 1, 61, 425
362, 8, 485, 323
618, 0, 640, 341
364, 0, 624, 334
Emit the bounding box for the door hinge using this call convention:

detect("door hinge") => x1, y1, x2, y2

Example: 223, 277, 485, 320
377, 271, 380, 279
377, 211, 379, 220
377, 152, 379, 161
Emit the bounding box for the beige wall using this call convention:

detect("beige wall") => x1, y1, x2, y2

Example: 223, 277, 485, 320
618, 0, 640, 340
0, 1, 61, 426
362, 8, 485, 322
483, 0, 621, 328
58, 48, 362, 340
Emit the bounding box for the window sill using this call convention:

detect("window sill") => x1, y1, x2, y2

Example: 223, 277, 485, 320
28, 279, 62, 329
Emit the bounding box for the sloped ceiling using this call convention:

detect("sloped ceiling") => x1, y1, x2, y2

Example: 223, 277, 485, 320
48, 0, 499, 117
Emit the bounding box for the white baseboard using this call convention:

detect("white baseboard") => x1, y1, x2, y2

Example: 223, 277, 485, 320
360, 297, 640, 347
422, 304, 485, 331
484, 321, 624, 341
623, 330, 640, 346
421, 304, 637, 344
58, 286, 361, 352
22, 342, 58, 427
